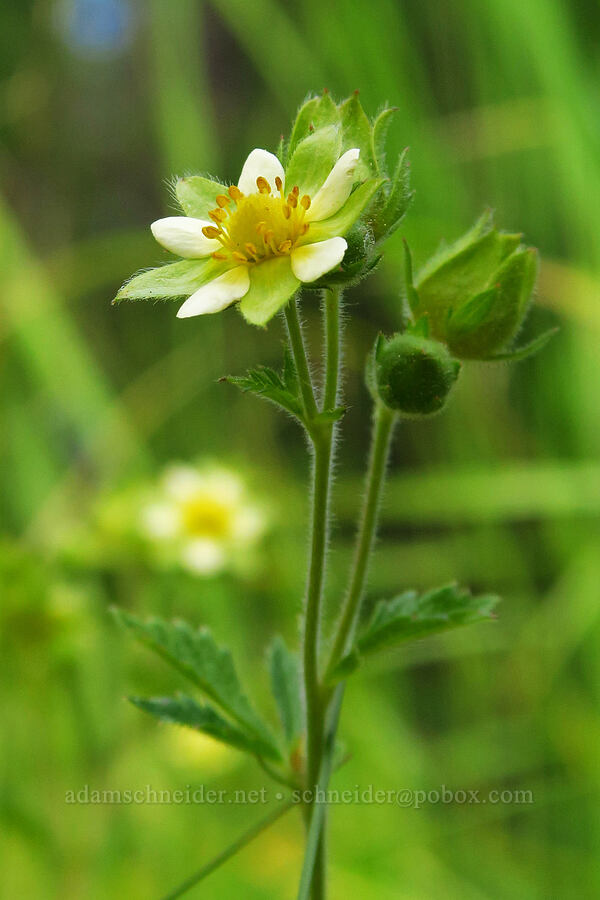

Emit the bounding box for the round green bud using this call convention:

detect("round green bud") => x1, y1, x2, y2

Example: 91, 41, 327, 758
374, 334, 461, 416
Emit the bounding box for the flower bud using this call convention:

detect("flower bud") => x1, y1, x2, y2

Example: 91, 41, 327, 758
413, 211, 538, 360
370, 333, 461, 417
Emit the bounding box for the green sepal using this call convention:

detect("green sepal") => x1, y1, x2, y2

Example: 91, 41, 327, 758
327, 585, 499, 683
223, 346, 304, 423
407, 315, 430, 338
339, 92, 377, 179
402, 238, 420, 315
488, 326, 559, 362
447, 247, 539, 359
287, 92, 340, 162
307, 177, 386, 244
130, 694, 283, 761
371, 106, 398, 172
112, 608, 280, 755
371, 147, 413, 240
114, 258, 226, 302
175, 175, 226, 218
238, 257, 299, 327
267, 636, 302, 747
284, 124, 342, 197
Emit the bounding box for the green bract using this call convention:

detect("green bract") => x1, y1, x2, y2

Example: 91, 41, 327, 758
409, 211, 540, 360
114, 92, 411, 326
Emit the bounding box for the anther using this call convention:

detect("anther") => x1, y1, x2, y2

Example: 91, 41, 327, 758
282, 205, 291, 219
287, 194, 298, 208
245, 242, 260, 258
278, 240, 292, 253
275, 176, 283, 193
301, 223, 309, 235
292, 186, 299, 196
256, 176, 271, 194
228, 185, 243, 201
209, 208, 227, 223
212, 252, 228, 260
300, 195, 311, 210
233, 251, 249, 262
202, 226, 221, 239
216, 194, 231, 208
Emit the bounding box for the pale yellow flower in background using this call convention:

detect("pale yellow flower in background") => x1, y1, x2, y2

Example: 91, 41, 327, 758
140, 463, 266, 576
162, 725, 237, 775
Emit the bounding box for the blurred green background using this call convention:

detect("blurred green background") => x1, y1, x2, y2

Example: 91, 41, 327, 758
2, 0, 600, 897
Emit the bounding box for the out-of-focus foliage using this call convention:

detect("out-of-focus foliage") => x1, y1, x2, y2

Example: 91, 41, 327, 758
1, 0, 600, 897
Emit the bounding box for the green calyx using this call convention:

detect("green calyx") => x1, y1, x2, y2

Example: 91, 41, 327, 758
370, 333, 461, 417
411, 210, 539, 360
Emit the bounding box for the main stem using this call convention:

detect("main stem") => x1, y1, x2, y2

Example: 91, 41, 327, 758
284, 289, 342, 900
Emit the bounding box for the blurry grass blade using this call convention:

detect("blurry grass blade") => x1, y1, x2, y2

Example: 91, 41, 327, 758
130, 694, 282, 760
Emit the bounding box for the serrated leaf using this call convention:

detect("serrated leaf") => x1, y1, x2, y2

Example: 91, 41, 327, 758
328, 585, 499, 682
114, 258, 225, 303
489, 326, 559, 362
268, 637, 302, 747
224, 361, 304, 422
285, 124, 341, 198
130, 694, 282, 760
176, 175, 226, 218
113, 609, 280, 757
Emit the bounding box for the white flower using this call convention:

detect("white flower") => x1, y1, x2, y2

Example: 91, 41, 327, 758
140, 464, 266, 576
150, 148, 362, 324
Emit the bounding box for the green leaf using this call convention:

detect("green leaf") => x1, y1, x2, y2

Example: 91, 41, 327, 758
268, 636, 302, 747
285, 124, 341, 197
307, 177, 386, 243
113, 608, 281, 757
328, 584, 499, 682
489, 326, 559, 362
130, 694, 282, 760
224, 354, 304, 422
287, 92, 340, 161
175, 175, 226, 218
339, 92, 376, 179
238, 257, 299, 327
114, 258, 225, 302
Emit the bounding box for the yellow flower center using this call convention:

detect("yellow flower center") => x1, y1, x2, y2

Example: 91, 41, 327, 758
181, 494, 232, 539
202, 176, 312, 265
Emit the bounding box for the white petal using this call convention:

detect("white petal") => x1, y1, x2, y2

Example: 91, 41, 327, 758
306, 149, 361, 222
163, 465, 203, 500
238, 149, 285, 196
182, 539, 226, 575
140, 502, 180, 539
291, 237, 347, 283
151, 217, 220, 258
177, 266, 250, 318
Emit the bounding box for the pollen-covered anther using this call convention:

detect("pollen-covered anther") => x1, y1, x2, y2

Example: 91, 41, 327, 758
256, 176, 271, 195
202, 225, 221, 239
275, 176, 283, 194
300, 195, 311, 210
215, 194, 231, 208
245, 242, 261, 260
233, 251, 249, 263
212, 252, 228, 260
228, 185, 243, 202
209, 208, 227, 223
287, 193, 298, 208
282, 206, 291, 219
278, 240, 292, 253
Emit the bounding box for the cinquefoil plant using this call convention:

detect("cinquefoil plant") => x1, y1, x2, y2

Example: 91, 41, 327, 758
112, 91, 552, 900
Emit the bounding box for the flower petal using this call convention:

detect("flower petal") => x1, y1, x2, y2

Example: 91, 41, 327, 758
238, 257, 299, 326
238, 149, 285, 196
177, 266, 250, 318
291, 237, 348, 283
151, 217, 221, 258
306, 149, 361, 222
182, 539, 226, 575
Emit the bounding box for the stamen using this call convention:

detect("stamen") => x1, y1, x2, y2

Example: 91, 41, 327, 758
300, 223, 310, 235
282, 205, 291, 219
233, 251, 249, 262
209, 208, 227, 223
202, 226, 221, 239
216, 194, 231, 208
287, 193, 298, 208
255, 221, 267, 234
275, 176, 283, 194
228, 185, 243, 201
278, 240, 292, 253
245, 242, 260, 260
256, 176, 271, 194
212, 252, 228, 260
292, 186, 299, 196
300, 195, 311, 210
